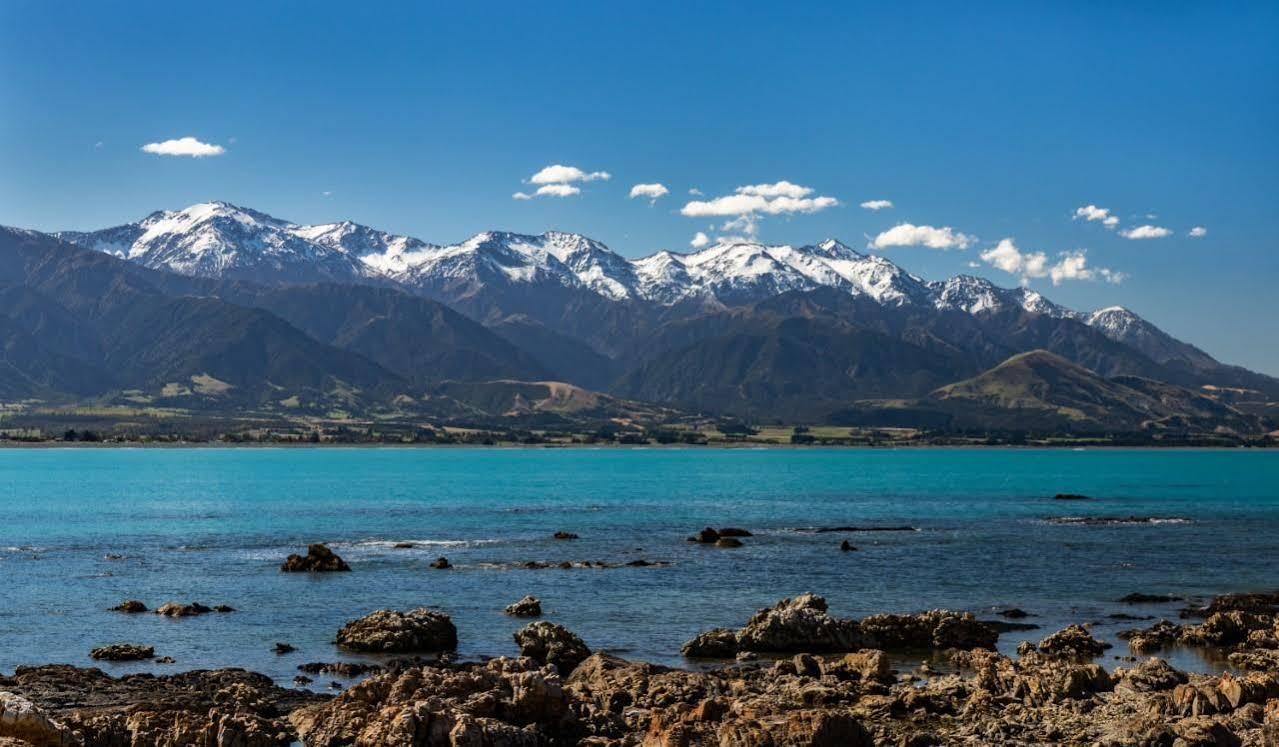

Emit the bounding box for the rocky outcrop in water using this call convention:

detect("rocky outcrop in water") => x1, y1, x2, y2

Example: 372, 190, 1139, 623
335, 609, 458, 654
88, 644, 154, 662
682, 594, 998, 658
504, 595, 542, 617
280, 544, 350, 572
109, 600, 147, 613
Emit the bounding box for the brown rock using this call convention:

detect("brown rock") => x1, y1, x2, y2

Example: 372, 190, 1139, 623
514, 622, 591, 675
154, 601, 213, 617
110, 600, 147, 613
335, 608, 458, 653
715, 537, 744, 548
1033, 624, 1110, 658
505, 595, 543, 617
0, 691, 74, 746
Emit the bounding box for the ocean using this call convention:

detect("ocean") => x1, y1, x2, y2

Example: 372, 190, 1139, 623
2, 446, 1276, 685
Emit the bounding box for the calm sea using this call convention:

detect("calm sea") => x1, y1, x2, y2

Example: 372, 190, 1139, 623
1, 447, 1276, 683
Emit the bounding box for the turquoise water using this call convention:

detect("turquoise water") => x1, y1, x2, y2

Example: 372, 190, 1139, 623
1, 447, 1276, 684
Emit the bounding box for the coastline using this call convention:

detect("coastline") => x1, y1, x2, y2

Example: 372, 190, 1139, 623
3, 586, 1277, 745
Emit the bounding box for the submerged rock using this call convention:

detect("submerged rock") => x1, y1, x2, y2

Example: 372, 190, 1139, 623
429, 556, 452, 569
504, 595, 542, 617
688, 527, 720, 543
89, 644, 155, 661
110, 599, 147, 613
714, 537, 743, 548
1052, 493, 1092, 500
335, 608, 458, 654
514, 621, 591, 675
552, 531, 579, 540
273, 643, 296, 655
281, 544, 350, 572
717, 527, 753, 537
840, 540, 857, 552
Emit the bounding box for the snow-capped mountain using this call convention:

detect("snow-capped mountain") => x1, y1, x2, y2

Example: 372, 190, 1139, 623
57, 202, 369, 284
57, 201, 1185, 357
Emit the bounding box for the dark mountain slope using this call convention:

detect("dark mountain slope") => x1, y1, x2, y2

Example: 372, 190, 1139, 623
0, 227, 399, 408
218, 284, 552, 386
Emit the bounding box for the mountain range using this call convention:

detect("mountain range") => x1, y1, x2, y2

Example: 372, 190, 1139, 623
0, 201, 1271, 434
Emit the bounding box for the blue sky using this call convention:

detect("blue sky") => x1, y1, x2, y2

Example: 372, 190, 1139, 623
2, 1, 1277, 374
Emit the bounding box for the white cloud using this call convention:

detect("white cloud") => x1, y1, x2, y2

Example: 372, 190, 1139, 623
1073, 204, 1119, 229
735, 180, 812, 199
529, 164, 611, 184
1188, 226, 1207, 238
688, 188, 703, 196
979, 238, 1124, 286
690, 231, 710, 249
870, 223, 974, 250
513, 192, 532, 200
93, 141, 103, 149
629, 183, 669, 202
535, 183, 581, 197
678, 181, 838, 239
859, 199, 893, 211
1120, 224, 1172, 240
140, 136, 226, 157
321, 190, 333, 197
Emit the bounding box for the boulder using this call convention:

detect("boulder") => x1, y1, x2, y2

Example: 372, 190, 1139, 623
717, 527, 753, 537
0, 691, 74, 746
110, 600, 147, 613
1115, 657, 1188, 692
273, 643, 296, 655
89, 644, 155, 661
505, 595, 543, 617
1033, 624, 1110, 658
514, 622, 591, 675
840, 540, 857, 552
281, 544, 350, 572
429, 556, 452, 569
552, 531, 579, 540
335, 608, 458, 653
714, 537, 743, 548
681, 628, 739, 658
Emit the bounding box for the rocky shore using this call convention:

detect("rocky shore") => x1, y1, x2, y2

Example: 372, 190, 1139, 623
2, 591, 1278, 745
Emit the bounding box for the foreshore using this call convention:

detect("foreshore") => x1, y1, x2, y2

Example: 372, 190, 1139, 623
3, 588, 1278, 746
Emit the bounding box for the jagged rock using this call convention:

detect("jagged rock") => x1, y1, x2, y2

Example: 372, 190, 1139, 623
1115, 657, 1188, 692
1, 665, 323, 747
1033, 624, 1110, 658
0, 691, 73, 746
1229, 648, 1279, 672
154, 601, 213, 617
552, 531, 579, 540
505, 595, 542, 617
1120, 619, 1182, 652
290, 657, 571, 746
273, 643, 295, 655
715, 709, 872, 746
859, 610, 998, 651
280, 543, 350, 572
681, 628, 739, 658
736, 594, 862, 653
1182, 611, 1271, 646
89, 644, 154, 661
840, 540, 856, 552
110, 600, 147, 613
514, 622, 591, 675
335, 608, 457, 653
429, 556, 452, 569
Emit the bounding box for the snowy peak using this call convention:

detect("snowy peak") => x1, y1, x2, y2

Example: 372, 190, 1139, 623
929, 275, 1073, 317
